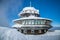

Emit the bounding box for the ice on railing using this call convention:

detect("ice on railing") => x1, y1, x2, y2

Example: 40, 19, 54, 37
0, 27, 60, 40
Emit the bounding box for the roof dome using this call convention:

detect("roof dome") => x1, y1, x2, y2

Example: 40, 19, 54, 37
23, 7, 36, 10
19, 7, 39, 15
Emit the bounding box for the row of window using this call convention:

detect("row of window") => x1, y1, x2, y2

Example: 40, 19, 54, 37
23, 10, 38, 14
22, 19, 46, 25
21, 29, 47, 34
21, 13, 39, 17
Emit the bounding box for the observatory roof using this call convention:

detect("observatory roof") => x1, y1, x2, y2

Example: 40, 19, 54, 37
23, 7, 36, 10
19, 7, 39, 15
13, 16, 52, 22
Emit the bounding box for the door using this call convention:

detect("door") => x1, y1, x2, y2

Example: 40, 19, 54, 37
21, 30, 23, 33
34, 30, 39, 34
27, 30, 31, 34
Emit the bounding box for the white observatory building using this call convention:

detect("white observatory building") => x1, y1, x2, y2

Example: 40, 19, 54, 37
12, 5, 52, 34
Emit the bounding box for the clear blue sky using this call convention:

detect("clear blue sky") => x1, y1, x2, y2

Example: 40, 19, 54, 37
0, 0, 60, 27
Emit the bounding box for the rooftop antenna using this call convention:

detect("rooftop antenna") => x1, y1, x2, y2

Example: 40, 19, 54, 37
30, 1, 32, 7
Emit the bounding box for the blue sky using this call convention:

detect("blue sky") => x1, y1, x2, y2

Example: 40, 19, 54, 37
0, 0, 60, 27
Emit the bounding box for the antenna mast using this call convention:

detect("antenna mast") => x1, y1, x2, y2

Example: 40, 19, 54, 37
30, 1, 31, 7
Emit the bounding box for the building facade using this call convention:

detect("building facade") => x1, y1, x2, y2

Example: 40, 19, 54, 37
12, 7, 52, 35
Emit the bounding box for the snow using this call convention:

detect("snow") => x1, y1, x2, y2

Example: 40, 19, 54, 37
23, 7, 36, 10
0, 27, 26, 40
12, 24, 50, 28
12, 24, 23, 28
18, 25, 50, 27
19, 7, 39, 16
0, 27, 60, 40
13, 17, 52, 22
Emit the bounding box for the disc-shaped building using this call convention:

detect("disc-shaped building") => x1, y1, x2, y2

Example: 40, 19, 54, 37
12, 6, 52, 35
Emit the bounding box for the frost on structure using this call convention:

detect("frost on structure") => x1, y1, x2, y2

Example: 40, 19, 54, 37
0, 2, 60, 40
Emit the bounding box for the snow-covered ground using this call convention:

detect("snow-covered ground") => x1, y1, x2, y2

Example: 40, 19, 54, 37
0, 27, 60, 40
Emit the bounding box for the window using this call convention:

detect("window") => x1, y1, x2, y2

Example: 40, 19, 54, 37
25, 20, 28, 25
41, 20, 45, 24
26, 10, 30, 13
45, 20, 50, 25
22, 19, 46, 25
37, 20, 41, 25
34, 20, 38, 25
29, 20, 32, 25
22, 20, 26, 25
31, 20, 34, 25
27, 30, 31, 34
21, 30, 23, 33
41, 30, 44, 33
31, 30, 34, 33
35, 14, 38, 17
34, 30, 39, 34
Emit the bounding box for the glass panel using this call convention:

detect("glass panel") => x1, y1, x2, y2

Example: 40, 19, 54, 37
34, 30, 39, 34
34, 20, 38, 25
41, 20, 45, 24
26, 20, 28, 25
37, 20, 41, 25
45, 20, 50, 25
22, 20, 46, 25
22, 20, 26, 25
21, 30, 23, 33
31, 20, 34, 25
27, 20, 29, 25
29, 20, 32, 25
27, 30, 31, 34
25, 20, 28, 25
35, 14, 37, 17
